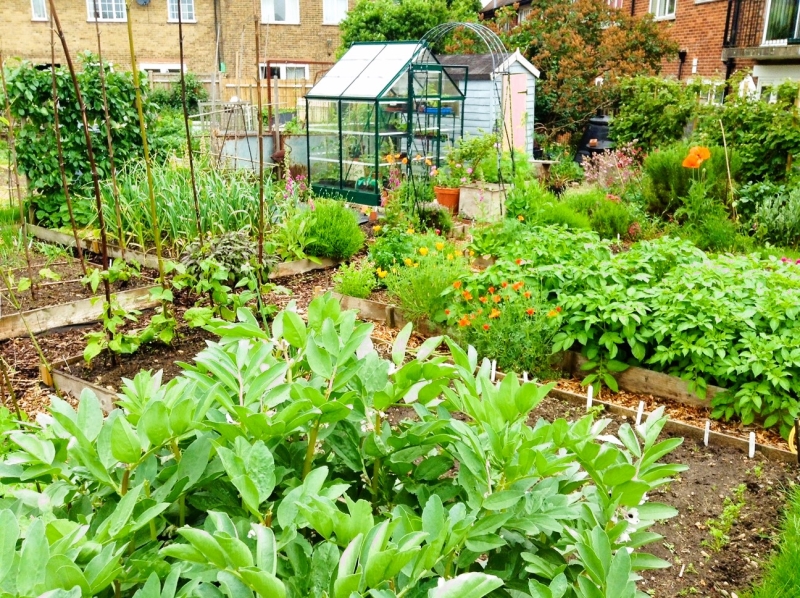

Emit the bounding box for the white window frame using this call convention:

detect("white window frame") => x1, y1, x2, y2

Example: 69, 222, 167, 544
86, 0, 127, 22
323, 0, 349, 24
261, 0, 300, 24
761, 0, 800, 46
649, 0, 676, 19
168, 0, 196, 23
607, 0, 623, 9
140, 63, 187, 74
259, 63, 310, 80
31, 0, 48, 21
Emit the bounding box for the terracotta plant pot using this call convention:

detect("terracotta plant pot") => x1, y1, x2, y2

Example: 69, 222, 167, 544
434, 186, 460, 214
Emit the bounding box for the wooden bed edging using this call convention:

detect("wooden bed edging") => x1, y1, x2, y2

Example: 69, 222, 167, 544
0, 285, 159, 340
268, 258, 341, 279
41, 355, 116, 414
29, 225, 164, 270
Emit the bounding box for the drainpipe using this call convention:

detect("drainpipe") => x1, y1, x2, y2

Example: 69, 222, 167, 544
723, 57, 736, 96
630, 0, 636, 17
677, 50, 687, 80
214, 0, 223, 70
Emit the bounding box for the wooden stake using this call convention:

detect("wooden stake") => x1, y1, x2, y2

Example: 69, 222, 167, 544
490, 359, 497, 382
252, 0, 269, 328
177, 0, 203, 238
586, 385, 593, 411
125, 1, 166, 288
91, 0, 126, 258
0, 51, 36, 300
50, 16, 87, 275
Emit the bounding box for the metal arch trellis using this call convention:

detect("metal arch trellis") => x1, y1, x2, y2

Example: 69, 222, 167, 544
401, 23, 517, 218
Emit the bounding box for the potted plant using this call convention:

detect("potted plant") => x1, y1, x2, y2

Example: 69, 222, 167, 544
430, 161, 467, 214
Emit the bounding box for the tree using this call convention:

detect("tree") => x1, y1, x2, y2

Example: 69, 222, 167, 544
487, 0, 678, 137
338, 0, 481, 55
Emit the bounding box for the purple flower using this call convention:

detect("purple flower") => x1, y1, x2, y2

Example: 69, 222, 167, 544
309, 198, 316, 211
466, 167, 473, 175
782, 257, 789, 263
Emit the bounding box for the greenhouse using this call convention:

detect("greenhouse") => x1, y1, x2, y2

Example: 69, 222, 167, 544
304, 41, 467, 205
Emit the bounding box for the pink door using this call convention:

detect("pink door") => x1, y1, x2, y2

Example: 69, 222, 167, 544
503, 73, 528, 152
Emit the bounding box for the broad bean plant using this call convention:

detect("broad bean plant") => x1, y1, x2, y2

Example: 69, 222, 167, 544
464, 224, 800, 438
0, 295, 684, 597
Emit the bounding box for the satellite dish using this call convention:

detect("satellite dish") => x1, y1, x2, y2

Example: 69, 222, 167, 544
136, 0, 151, 5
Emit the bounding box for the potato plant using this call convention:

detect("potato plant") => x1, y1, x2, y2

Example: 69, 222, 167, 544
0, 295, 685, 597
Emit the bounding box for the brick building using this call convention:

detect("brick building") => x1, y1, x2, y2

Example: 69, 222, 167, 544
3, 0, 352, 95
480, 0, 800, 92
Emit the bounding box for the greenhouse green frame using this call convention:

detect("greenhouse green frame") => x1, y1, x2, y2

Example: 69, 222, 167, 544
304, 41, 467, 206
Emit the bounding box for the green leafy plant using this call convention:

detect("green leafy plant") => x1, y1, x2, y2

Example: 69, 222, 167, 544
0, 295, 687, 597
702, 484, 747, 552
305, 199, 365, 260
753, 186, 800, 249
333, 259, 377, 299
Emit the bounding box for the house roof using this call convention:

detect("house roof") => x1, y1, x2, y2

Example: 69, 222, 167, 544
435, 50, 540, 81
480, 0, 531, 14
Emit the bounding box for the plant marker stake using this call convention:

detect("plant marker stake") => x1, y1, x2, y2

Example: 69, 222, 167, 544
704, 420, 710, 446
125, 1, 166, 287
523, 371, 528, 383
49, 14, 87, 275
678, 564, 685, 579
635, 401, 645, 426
490, 359, 496, 382
49, 0, 114, 325
748, 432, 755, 459
586, 385, 593, 411
0, 51, 36, 300
91, 0, 126, 259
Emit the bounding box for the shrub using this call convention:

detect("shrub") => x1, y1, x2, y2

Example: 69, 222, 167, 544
417, 201, 453, 234
754, 187, 800, 248
736, 179, 789, 220
642, 143, 740, 216
691, 215, 739, 253
563, 187, 636, 240
333, 259, 377, 298
306, 199, 365, 260
535, 202, 592, 230
149, 72, 209, 112
505, 176, 557, 221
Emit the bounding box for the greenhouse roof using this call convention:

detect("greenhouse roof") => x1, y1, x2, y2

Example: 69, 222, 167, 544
306, 41, 464, 100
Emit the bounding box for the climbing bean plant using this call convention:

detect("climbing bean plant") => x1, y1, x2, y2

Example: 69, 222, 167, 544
0, 295, 684, 597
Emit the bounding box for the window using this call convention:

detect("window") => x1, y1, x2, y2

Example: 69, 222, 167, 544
650, 0, 676, 18
762, 0, 800, 45
261, 0, 300, 23
31, 0, 48, 21
323, 0, 348, 24
259, 63, 309, 80
607, 0, 623, 9
86, 0, 127, 21
168, 0, 196, 22
140, 63, 186, 74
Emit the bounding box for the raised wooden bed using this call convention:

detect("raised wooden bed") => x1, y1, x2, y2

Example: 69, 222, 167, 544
268, 258, 341, 279
41, 356, 116, 413
0, 285, 159, 340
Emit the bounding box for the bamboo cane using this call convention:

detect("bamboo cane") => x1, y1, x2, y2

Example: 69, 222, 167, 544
125, 1, 166, 288
48, 0, 114, 324
92, 0, 127, 258
252, 1, 269, 327
177, 0, 204, 238
50, 17, 87, 275
0, 51, 36, 300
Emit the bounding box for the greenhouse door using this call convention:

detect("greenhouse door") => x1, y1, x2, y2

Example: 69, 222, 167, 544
503, 73, 527, 152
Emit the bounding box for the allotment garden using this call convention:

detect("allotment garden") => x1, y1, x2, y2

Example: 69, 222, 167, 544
0, 41, 799, 598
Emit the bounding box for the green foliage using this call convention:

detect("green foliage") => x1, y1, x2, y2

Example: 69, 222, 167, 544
148, 72, 209, 113
736, 179, 789, 220
6, 54, 152, 226
547, 150, 584, 192
753, 186, 800, 249
703, 484, 747, 552
416, 202, 453, 235
748, 486, 800, 598
535, 202, 592, 230
504, 177, 557, 222
610, 76, 698, 152
563, 188, 635, 240
0, 295, 686, 597
306, 199, 366, 260
642, 143, 739, 216
333, 260, 377, 298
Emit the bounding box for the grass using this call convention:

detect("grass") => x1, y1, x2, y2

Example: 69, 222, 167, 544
748, 486, 800, 598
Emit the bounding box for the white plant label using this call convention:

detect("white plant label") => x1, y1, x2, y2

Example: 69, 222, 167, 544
704, 420, 710, 446
635, 401, 645, 426
586, 385, 593, 411
748, 432, 756, 459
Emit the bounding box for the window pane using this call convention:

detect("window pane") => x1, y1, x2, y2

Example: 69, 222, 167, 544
31, 0, 47, 19
274, 0, 286, 21
286, 67, 306, 80
169, 0, 195, 20
765, 0, 798, 40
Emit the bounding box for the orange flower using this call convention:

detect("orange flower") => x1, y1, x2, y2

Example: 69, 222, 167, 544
501, 281, 508, 288
458, 316, 471, 327
515, 258, 523, 265
489, 308, 501, 319
524, 291, 531, 299
517, 215, 525, 221
462, 291, 473, 301
482, 323, 490, 330
547, 309, 558, 317
512, 281, 524, 291
453, 281, 462, 289
556, 306, 562, 312
488, 286, 495, 294
402, 157, 409, 164
492, 295, 502, 303
526, 308, 535, 316
479, 296, 488, 304
682, 154, 701, 169
690, 146, 711, 161
445, 309, 451, 315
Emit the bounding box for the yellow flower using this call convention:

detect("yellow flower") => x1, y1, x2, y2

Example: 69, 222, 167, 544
517, 214, 525, 221
404, 257, 413, 266
402, 157, 408, 164
415, 154, 422, 160
377, 268, 387, 279
419, 247, 429, 256
446, 253, 453, 260
469, 250, 475, 256
425, 159, 432, 166
413, 262, 419, 268
373, 225, 382, 233
406, 228, 414, 234
385, 154, 395, 164
435, 242, 444, 251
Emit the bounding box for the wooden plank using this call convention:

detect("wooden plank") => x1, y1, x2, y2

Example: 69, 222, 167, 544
0, 286, 159, 340
330, 292, 393, 322
268, 257, 341, 279
50, 367, 116, 413
28, 225, 164, 270
570, 352, 723, 408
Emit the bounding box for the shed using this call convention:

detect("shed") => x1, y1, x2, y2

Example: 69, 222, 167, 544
304, 42, 467, 206
436, 50, 539, 155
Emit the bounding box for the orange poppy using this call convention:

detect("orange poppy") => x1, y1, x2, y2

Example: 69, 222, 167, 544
690, 146, 711, 160
682, 154, 701, 169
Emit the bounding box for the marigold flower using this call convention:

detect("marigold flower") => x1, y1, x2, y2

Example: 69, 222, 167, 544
453, 280, 462, 289
524, 291, 531, 299
402, 157, 409, 164
501, 281, 508, 288
556, 306, 562, 312
479, 296, 488, 304
425, 159, 432, 166
515, 258, 523, 265
482, 323, 490, 331
415, 154, 422, 161
469, 250, 475, 256
462, 291, 473, 301
547, 309, 558, 317
385, 154, 395, 164
492, 295, 501, 303
512, 281, 524, 291
446, 253, 453, 261
458, 316, 471, 327
526, 308, 535, 316
373, 225, 382, 233
518, 215, 525, 221
488, 286, 495, 294
376, 268, 387, 278
404, 257, 413, 266
445, 309, 451, 315
489, 308, 501, 319
435, 242, 444, 251
419, 247, 429, 256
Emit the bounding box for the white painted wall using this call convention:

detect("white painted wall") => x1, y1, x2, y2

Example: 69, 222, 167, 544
753, 64, 800, 95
